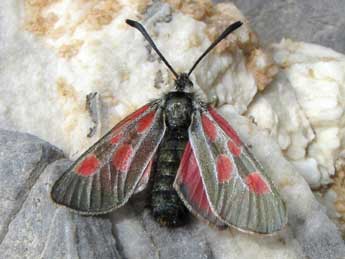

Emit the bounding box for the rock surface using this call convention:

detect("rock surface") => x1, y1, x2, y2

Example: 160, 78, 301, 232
1, 0, 345, 259
0, 132, 119, 259
0, 130, 63, 243
229, 0, 345, 53
0, 0, 273, 157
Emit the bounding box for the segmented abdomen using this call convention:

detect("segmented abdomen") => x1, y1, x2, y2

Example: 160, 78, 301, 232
151, 128, 189, 227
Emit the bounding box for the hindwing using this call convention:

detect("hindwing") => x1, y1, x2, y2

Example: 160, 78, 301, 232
175, 106, 287, 234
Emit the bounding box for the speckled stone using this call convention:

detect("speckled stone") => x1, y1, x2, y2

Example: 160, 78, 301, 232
0, 158, 120, 259
228, 0, 345, 53
0, 130, 63, 243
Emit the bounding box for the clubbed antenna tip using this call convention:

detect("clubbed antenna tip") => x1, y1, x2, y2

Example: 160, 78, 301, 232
126, 19, 178, 78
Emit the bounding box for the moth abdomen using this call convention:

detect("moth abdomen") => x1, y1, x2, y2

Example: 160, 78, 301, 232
151, 127, 189, 227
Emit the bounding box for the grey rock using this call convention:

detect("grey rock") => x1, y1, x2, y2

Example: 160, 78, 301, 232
0, 129, 64, 243
217, 0, 345, 53
86, 92, 101, 138
291, 203, 345, 259
0, 159, 120, 259
112, 198, 212, 259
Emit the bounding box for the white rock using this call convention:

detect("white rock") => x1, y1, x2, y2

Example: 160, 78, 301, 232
248, 40, 345, 187
271, 40, 345, 186
1, 0, 345, 258
0, 1, 269, 160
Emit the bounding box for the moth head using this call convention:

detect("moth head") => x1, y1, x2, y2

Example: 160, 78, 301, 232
175, 73, 193, 92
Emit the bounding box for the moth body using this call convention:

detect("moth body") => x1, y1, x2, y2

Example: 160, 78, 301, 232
151, 90, 194, 226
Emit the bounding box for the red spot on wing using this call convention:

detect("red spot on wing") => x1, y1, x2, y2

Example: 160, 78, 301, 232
227, 140, 242, 156
246, 172, 270, 195
178, 143, 210, 211
112, 144, 133, 172
216, 154, 233, 183
112, 104, 150, 134
136, 111, 155, 134
208, 107, 242, 146
76, 155, 100, 177
201, 114, 217, 142
110, 133, 123, 145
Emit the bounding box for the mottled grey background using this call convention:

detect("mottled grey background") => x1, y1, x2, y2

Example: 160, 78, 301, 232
217, 0, 345, 53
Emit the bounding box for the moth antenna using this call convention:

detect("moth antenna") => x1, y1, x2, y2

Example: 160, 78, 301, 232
126, 19, 179, 79
187, 21, 243, 77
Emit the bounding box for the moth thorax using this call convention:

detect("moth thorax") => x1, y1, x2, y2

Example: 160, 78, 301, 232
165, 93, 193, 129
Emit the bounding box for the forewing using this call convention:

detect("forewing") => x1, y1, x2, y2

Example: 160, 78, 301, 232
51, 102, 166, 215
187, 106, 287, 234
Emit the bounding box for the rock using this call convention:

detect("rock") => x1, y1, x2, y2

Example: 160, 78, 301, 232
112, 201, 213, 259
0, 158, 120, 259
271, 40, 345, 186
0, 0, 273, 158
1, 0, 345, 259
229, 0, 345, 53
247, 72, 315, 177
0, 129, 63, 243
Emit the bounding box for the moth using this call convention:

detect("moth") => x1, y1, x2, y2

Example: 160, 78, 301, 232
52, 19, 287, 234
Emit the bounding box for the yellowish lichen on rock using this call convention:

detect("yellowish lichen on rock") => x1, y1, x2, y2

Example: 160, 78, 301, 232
25, 14, 58, 36
20, 0, 280, 155
127, 0, 152, 14
332, 163, 345, 233
24, 0, 124, 35
24, 0, 275, 92
246, 49, 279, 91
165, 1, 275, 91
55, 77, 92, 150
165, 0, 213, 20
58, 40, 84, 59
83, 0, 122, 30
24, 0, 60, 36
56, 77, 79, 101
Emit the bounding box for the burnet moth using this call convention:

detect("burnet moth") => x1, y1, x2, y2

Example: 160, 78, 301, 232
51, 19, 287, 234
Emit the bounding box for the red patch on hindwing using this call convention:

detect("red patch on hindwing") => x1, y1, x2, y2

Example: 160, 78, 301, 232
112, 144, 133, 172
246, 172, 270, 195
201, 114, 217, 142
76, 155, 100, 177
208, 107, 242, 146
136, 111, 155, 133
227, 140, 241, 156
179, 144, 210, 211
216, 154, 233, 183
110, 133, 123, 145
